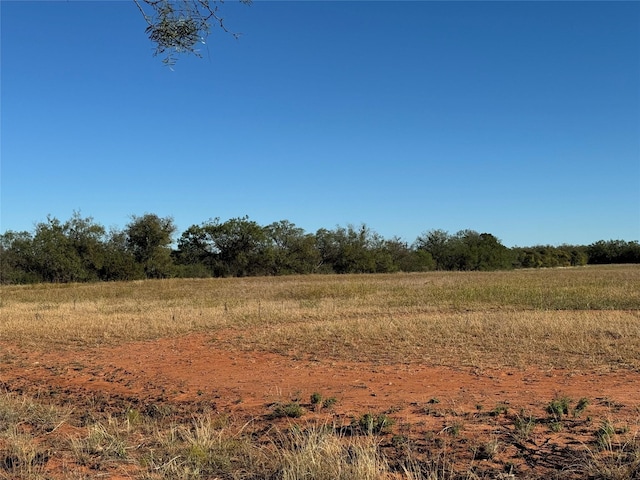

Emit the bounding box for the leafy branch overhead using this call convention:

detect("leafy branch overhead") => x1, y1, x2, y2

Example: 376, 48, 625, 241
133, 0, 251, 66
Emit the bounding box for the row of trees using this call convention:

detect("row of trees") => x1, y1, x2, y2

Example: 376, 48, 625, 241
1, 213, 638, 284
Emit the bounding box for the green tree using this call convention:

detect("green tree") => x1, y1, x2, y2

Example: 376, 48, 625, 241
414, 229, 454, 270
513, 247, 542, 268
0, 230, 38, 284
315, 225, 378, 274
174, 223, 216, 275
0, 213, 108, 283
125, 214, 176, 278
101, 228, 145, 281
30, 217, 79, 282
512, 244, 589, 269
176, 216, 270, 277
265, 220, 320, 275
415, 229, 512, 271
448, 230, 513, 271
461, 231, 513, 271
378, 237, 411, 272
28, 215, 110, 282
365, 232, 434, 273
217, 216, 272, 276
64, 212, 107, 279
568, 246, 588, 266
368, 231, 397, 273
587, 240, 640, 264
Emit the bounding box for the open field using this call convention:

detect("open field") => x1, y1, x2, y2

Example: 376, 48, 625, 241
1, 265, 639, 478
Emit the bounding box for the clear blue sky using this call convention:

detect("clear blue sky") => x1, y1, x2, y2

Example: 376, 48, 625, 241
2, 1, 639, 247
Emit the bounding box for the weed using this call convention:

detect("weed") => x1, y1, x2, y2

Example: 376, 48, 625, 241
0, 427, 49, 477
574, 397, 589, 417
308, 392, 337, 412
595, 420, 617, 450
322, 397, 338, 410
400, 451, 459, 480
422, 398, 444, 417
279, 426, 388, 480
143, 415, 271, 479
291, 390, 303, 403
474, 438, 499, 460
310, 392, 323, 407
125, 408, 142, 427
546, 397, 571, 421
441, 422, 463, 436
583, 431, 640, 479
350, 413, 394, 435
270, 402, 305, 419
513, 410, 537, 441
549, 421, 563, 433
0, 394, 69, 435
143, 402, 174, 419
71, 419, 129, 469
492, 403, 509, 416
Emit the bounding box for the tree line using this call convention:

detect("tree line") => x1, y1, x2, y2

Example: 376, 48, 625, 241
1, 212, 638, 284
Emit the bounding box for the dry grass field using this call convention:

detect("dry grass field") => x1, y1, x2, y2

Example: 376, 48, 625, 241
1, 265, 639, 479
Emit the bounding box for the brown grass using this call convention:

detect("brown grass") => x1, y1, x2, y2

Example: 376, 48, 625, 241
1, 266, 640, 479
1, 265, 639, 370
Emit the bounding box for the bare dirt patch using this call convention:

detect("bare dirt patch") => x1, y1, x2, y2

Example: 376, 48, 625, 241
2, 331, 639, 478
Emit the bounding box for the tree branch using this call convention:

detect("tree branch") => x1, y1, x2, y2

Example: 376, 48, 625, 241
133, 0, 250, 65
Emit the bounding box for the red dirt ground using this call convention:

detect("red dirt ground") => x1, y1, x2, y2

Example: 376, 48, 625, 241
1, 332, 639, 478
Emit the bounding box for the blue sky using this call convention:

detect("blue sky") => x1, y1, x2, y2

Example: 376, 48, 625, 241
1, 1, 639, 247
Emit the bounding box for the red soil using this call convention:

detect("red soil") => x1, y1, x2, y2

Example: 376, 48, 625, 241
1, 332, 639, 478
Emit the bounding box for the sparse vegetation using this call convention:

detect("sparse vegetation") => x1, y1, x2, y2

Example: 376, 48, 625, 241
574, 397, 590, 418
1, 266, 639, 371
596, 420, 618, 450
492, 403, 509, 417
279, 427, 388, 480
584, 427, 640, 479
322, 397, 338, 410
351, 413, 395, 435
0, 266, 638, 478
310, 392, 323, 407
441, 421, 463, 437
270, 402, 305, 419
513, 410, 537, 442
547, 397, 572, 421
